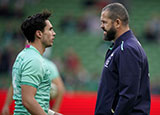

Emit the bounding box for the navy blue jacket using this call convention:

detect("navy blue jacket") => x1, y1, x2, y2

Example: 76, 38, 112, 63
95, 30, 151, 115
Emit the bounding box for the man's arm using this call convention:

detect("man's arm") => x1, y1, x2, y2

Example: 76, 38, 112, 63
21, 85, 47, 115
51, 77, 65, 112
2, 85, 13, 115
114, 47, 140, 114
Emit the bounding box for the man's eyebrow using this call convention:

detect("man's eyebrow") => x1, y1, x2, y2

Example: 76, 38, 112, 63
49, 27, 53, 30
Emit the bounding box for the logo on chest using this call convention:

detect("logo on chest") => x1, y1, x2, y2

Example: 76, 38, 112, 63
104, 52, 114, 68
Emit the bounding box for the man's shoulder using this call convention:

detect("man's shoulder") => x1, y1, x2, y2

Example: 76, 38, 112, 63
44, 58, 56, 68
115, 37, 146, 60
120, 37, 141, 50
16, 48, 43, 67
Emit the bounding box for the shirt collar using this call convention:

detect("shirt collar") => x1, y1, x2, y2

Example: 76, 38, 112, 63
25, 45, 41, 55
113, 30, 133, 49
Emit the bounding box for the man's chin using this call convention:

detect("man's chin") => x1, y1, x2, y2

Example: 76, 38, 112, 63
103, 35, 115, 41
46, 44, 53, 48
103, 36, 110, 41
103, 38, 108, 41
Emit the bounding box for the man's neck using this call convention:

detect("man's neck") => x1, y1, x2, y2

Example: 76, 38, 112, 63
29, 42, 45, 55
114, 26, 130, 42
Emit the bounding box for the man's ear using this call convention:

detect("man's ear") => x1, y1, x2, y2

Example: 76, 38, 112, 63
35, 30, 42, 39
115, 19, 121, 29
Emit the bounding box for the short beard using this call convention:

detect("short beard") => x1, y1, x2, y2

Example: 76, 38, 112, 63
103, 26, 116, 41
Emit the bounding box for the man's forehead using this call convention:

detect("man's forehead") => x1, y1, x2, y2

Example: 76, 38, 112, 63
101, 11, 109, 20
45, 20, 50, 24
45, 20, 52, 27
101, 10, 109, 17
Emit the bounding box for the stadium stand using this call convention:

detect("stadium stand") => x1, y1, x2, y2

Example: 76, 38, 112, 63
1, 0, 160, 114
0, 0, 160, 91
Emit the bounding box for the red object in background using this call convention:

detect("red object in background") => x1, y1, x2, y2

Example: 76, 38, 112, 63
150, 95, 160, 115
0, 90, 160, 115
0, 90, 15, 115
59, 92, 96, 115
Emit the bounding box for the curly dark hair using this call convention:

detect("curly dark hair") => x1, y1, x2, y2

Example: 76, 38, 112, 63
21, 10, 51, 42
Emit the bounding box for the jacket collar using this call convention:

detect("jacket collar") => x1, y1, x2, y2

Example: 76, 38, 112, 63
112, 30, 133, 49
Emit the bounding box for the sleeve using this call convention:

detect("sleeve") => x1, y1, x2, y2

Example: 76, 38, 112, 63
47, 61, 60, 80
114, 46, 141, 115
20, 58, 44, 88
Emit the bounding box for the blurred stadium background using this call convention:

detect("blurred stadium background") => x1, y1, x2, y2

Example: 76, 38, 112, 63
0, 0, 160, 114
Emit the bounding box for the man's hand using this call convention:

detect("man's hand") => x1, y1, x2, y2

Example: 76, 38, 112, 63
54, 112, 63, 115
48, 109, 63, 115
2, 105, 10, 115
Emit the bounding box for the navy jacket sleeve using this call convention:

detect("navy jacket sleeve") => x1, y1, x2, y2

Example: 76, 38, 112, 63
114, 45, 141, 114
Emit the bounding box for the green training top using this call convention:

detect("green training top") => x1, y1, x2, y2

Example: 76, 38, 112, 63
12, 45, 51, 115
44, 58, 60, 80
